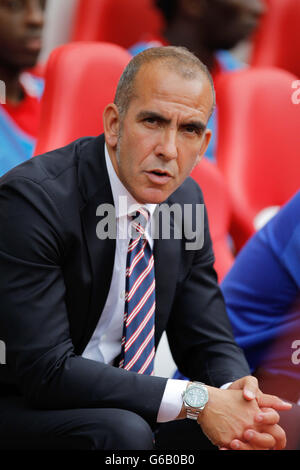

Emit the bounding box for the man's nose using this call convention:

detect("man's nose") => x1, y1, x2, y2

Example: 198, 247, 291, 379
25, 0, 45, 28
155, 129, 178, 161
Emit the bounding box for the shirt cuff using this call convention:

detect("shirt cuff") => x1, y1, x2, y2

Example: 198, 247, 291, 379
220, 382, 232, 389
157, 379, 233, 423
157, 379, 189, 423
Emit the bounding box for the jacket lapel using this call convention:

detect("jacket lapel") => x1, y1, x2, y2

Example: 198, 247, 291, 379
153, 204, 181, 346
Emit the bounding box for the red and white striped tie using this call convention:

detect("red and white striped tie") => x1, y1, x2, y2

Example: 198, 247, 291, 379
119, 208, 155, 375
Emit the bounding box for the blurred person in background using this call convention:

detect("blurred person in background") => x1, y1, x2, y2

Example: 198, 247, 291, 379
0, 0, 46, 177
130, 0, 264, 160
221, 191, 300, 450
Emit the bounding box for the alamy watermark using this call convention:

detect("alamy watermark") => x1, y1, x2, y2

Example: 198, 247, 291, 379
291, 339, 300, 365
0, 80, 6, 104
96, 198, 205, 250
0, 340, 6, 365
291, 80, 300, 105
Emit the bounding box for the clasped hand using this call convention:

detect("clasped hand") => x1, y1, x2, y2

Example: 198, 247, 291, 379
197, 376, 292, 450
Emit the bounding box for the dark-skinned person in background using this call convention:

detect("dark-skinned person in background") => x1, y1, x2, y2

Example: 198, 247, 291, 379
130, 0, 264, 160
0, 0, 47, 177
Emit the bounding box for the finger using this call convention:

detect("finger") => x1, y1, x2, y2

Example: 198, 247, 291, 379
257, 393, 292, 410
229, 439, 256, 450
242, 376, 259, 401
243, 429, 276, 449
262, 424, 287, 451
255, 408, 280, 425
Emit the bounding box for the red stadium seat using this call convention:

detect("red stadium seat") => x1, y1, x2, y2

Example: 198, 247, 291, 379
34, 42, 131, 155
191, 159, 234, 282
71, 0, 163, 49
215, 67, 300, 251
251, 0, 300, 78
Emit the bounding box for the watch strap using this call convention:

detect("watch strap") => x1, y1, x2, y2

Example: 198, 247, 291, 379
186, 407, 201, 420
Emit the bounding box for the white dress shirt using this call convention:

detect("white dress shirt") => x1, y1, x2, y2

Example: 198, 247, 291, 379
82, 145, 230, 422
82, 145, 156, 365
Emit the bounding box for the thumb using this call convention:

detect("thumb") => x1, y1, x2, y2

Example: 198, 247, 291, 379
242, 377, 259, 401
229, 375, 258, 400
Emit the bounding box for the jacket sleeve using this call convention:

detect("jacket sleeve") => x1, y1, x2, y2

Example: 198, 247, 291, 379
0, 176, 167, 425
166, 183, 250, 387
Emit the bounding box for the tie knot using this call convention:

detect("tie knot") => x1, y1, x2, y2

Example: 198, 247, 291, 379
130, 208, 150, 239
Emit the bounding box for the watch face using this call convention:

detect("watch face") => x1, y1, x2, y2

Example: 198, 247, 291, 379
185, 385, 208, 408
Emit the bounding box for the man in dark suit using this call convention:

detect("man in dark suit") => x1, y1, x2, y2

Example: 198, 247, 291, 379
0, 46, 290, 450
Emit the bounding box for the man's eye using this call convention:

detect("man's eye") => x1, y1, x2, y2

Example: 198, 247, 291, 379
143, 117, 160, 127
184, 126, 199, 135
145, 117, 157, 124
2, 0, 24, 11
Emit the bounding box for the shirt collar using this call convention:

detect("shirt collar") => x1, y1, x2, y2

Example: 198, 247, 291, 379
104, 144, 157, 220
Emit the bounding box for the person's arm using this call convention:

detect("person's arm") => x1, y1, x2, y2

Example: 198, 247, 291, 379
0, 176, 167, 426
166, 182, 250, 386
196, 385, 287, 450
164, 182, 290, 449
159, 377, 289, 449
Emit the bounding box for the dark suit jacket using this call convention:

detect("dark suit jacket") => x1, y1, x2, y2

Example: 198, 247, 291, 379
0, 134, 250, 426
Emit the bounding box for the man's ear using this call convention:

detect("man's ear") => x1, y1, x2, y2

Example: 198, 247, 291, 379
198, 129, 212, 162
103, 103, 120, 148
192, 129, 212, 170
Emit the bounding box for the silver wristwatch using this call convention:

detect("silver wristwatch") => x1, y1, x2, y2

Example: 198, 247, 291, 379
182, 381, 209, 420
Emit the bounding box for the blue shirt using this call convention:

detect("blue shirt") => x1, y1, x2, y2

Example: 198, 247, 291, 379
0, 73, 44, 177
221, 191, 300, 380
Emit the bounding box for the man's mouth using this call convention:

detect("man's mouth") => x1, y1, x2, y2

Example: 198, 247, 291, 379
23, 37, 43, 52
145, 169, 173, 185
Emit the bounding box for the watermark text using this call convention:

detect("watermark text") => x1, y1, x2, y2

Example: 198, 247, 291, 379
0, 340, 6, 365
0, 80, 6, 104
95, 199, 205, 250
291, 339, 300, 365
291, 80, 300, 105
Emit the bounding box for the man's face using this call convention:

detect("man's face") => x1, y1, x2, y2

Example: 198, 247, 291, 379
0, 0, 46, 70
203, 0, 264, 50
107, 62, 213, 204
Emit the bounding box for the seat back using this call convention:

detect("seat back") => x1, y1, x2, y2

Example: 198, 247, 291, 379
191, 159, 234, 282
34, 42, 131, 155
215, 67, 300, 249
71, 0, 163, 49
251, 0, 300, 77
